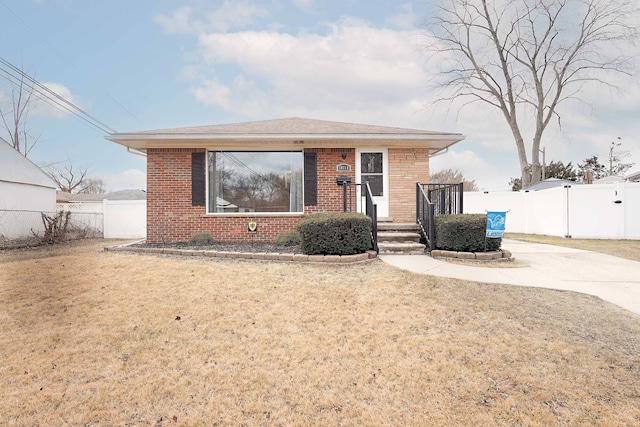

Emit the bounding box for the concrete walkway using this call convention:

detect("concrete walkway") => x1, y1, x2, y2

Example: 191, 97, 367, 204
379, 239, 640, 316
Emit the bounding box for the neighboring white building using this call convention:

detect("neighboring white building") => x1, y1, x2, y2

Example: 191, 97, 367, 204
626, 170, 640, 183
0, 138, 57, 240
523, 178, 581, 191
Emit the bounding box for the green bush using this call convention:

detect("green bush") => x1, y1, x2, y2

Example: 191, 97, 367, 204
275, 230, 301, 247
434, 214, 501, 252
297, 213, 372, 255
187, 232, 215, 246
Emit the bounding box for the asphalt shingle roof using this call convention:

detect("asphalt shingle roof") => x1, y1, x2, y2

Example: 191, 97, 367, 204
123, 117, 459, 136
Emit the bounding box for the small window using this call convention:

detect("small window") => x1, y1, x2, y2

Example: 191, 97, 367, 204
207, 151, 303, 213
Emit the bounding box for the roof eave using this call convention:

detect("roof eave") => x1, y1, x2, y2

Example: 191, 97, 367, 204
106, 133, 466, 152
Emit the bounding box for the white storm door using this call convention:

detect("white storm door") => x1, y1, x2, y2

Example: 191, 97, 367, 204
356, 148, 389, 217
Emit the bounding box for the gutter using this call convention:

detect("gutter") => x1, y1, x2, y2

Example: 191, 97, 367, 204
429, 147, 449, 158
127, 147, 147, 157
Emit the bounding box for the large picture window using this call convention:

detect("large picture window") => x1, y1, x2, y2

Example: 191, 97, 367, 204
207, 151, 303, 213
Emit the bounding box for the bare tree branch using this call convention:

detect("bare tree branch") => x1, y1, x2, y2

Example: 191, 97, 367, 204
43, 160, 107, 194
430, 168, 479, 191
425, 0, 638, 187
0, 67, 40, 157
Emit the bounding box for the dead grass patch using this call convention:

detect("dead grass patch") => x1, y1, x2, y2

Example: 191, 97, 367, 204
506, 233, 640, 262
1, 240, 639, 426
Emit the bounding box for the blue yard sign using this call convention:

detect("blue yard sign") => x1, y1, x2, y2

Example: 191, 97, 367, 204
486, 211, 507, 238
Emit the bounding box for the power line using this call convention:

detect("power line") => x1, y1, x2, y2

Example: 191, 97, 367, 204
0, 58, 117, 134
221, 153, 269, 180
0, 63, 113, 134
0, 1, 76, 69
1, 57, 116, 132
0, 0, 141, 123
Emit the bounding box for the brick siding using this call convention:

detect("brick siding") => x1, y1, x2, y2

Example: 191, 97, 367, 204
388, 147, 430, 222
305, 148, 355, 214
146, 147, 357, 243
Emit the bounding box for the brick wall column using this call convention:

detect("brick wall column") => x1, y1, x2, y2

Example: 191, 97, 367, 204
388, 147, 430, 222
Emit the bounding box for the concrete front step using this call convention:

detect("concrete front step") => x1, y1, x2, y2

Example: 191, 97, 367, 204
376, 222, 425, 254
377, 222, 421, 232
377, 231, 422, 243
378, 242, 426, 255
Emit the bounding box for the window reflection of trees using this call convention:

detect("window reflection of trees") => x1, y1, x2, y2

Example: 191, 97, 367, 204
209, 152, 302, 213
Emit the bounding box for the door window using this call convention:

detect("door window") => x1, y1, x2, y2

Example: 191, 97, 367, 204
361, 152, 383, 196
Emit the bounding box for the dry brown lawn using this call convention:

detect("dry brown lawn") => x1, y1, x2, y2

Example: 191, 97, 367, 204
1, 239, 640, 426
506, 233, 640, 262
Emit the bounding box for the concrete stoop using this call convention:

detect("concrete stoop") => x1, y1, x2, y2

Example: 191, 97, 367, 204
377, 222, 426, 255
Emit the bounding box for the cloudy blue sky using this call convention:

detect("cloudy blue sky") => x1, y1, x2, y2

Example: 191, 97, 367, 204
1, 0, 639, 192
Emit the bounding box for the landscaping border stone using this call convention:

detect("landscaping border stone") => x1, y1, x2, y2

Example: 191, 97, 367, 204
104, 243, 377, 264
430, 249, 514, 262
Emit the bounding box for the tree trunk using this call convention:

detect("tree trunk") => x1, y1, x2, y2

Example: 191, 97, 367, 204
504, 117, 531, 188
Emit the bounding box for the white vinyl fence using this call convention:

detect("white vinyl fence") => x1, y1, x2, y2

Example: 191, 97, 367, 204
465, 182, 640, 240
102, 200, 146, 239
56, 199, 146, 239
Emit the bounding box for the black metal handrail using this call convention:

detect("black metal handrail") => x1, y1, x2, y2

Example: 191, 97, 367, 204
364, 182, 378, 253
416, 182, 464, 252
341, 182, 378, 253
416, 183, 436, 251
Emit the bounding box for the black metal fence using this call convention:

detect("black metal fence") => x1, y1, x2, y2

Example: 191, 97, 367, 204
424, 182, 464, 216
416, 183, 464, 251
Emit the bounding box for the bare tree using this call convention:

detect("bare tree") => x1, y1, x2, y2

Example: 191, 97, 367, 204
607, 137, 634, 176
430, 168, 479, 191
426, 0, 638, 187
577, 138, 635, 179
43, 160, 107, 194
0, 70, 39, 157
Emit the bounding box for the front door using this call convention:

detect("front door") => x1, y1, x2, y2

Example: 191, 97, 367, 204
356, 148, 389, 217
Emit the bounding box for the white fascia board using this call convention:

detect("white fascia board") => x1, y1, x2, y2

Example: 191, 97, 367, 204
106, 133, 466, 151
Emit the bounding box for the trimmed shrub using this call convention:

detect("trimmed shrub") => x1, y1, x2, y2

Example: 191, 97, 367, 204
275, 230, 301, 247
434, 214, 501, 252
297, 213, 372, 255
187, 232, 215, 246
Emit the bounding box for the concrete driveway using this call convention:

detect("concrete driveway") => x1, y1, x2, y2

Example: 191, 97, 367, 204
379, 239, 640, 315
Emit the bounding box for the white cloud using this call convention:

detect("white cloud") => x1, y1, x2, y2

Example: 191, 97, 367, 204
386, 3, 417, 30
194, 18, 427, 120
31, 82, 78, 119
1, 81, 78, 120
154, 6, 196, 34
291, 0, 314, 11
191, 75, 268, 115
206, 0, 269, 32
430, 149, 513, 191
154, 1, 269, 34
102, 168, 146, 191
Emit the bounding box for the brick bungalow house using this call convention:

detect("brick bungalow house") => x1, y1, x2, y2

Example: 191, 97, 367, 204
106, 117, 464, 244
